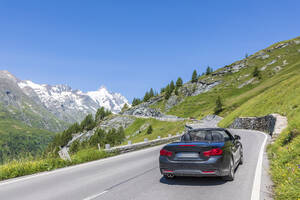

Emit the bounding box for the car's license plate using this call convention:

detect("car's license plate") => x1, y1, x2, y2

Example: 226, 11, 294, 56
176, 152, 199, 158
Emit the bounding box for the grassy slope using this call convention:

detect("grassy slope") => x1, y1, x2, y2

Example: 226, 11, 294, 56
218, 55, 300, 200
164, 36, 300, 199
123, 118, 186, 144
168, 37, 300, 120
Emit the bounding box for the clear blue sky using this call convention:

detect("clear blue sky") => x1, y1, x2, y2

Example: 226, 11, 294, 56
1, 0, 299, 101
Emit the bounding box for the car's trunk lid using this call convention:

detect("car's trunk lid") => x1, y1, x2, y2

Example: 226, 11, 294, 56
165, 142, 224, 161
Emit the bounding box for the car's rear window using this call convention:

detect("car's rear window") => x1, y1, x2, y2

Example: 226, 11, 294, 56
183, 130, 229, 142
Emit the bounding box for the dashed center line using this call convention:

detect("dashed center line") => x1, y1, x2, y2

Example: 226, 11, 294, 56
82, 167, 157, 200
83, 191, 108, 200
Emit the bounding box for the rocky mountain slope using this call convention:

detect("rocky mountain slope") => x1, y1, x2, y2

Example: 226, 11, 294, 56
0, 70, 129, 129
0, 71, 67, 132
18, 80, 129, 124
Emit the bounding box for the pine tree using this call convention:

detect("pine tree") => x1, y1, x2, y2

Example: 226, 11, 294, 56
95, 107, 105, 122
105, 128, 116, 146
95, 107, 111, 122
170, 81, 175, 93
214, 96, 223, 114
143, 91, 150, 102
206, 66, 213, 75
147, 125, 153, 134
132, 98, 141, 106
149, 88, 154, 97
176, 77, 183, 88
116, 127, 125, 145
80, 114, 96, 131
165, 84, 171, 100
175, 87, 179, 95
69, 140, 80, 154
191, 70, 198, 83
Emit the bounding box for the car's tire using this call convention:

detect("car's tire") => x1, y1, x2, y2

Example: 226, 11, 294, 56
163, 174, 175, 179
239, 148, 244, 165
222, 158, 235, 181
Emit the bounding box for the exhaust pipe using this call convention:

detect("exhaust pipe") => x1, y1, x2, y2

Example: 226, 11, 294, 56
166, 174, 174, 178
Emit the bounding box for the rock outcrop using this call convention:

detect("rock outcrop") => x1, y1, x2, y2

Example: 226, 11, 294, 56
179, 80, 221, 97
123, 105, 163, 118
99, 115, 135, 131
165, 95, 183, 112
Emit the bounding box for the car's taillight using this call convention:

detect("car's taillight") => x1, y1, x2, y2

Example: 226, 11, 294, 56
160, 149, 173, 157
203, 148, 223, 157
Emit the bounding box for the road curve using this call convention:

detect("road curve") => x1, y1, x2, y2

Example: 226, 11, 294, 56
0, 129, 267, 200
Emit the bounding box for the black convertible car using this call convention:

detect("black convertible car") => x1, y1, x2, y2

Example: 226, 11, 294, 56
159, 128, 243, 181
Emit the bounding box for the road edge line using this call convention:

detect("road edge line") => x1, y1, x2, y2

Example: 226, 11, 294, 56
251, 131, 268, 200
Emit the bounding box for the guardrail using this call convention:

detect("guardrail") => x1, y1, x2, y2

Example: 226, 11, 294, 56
104, 133, 183, 154
58, 133, 183, 161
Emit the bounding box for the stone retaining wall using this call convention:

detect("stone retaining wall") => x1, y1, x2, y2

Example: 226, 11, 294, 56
229, 114, 287, 137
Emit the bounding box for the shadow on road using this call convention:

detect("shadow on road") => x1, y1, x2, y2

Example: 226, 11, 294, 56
159, 176, 226, 186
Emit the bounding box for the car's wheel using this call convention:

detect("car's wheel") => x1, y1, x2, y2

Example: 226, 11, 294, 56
239, 148, 244, 165
222, 158, 235, 181
163, 174, 175, 179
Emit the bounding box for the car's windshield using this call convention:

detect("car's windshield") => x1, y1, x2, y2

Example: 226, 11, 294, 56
183, 130, 230, 142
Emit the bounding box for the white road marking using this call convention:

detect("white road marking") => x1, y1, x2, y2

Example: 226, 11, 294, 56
83, 190, 108, 200
251, 131, 268, 200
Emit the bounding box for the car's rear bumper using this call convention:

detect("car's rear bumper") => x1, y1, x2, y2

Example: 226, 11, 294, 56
159, 155, 229, 177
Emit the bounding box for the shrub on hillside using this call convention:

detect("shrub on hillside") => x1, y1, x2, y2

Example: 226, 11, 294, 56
252, 66, 261, 79
214, 96, 223, 114
147, 125, 153, 134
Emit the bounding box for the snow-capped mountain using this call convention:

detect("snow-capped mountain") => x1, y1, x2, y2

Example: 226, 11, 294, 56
17, 80, 129, 123
0, 70, 129, 131
18, 80, 129, 123
87, 86, 129, 113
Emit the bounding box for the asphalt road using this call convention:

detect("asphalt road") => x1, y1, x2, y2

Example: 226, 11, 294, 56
0, 129, 268, 200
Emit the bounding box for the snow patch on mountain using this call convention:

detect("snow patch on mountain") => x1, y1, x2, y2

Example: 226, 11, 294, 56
87, 86, 129, 113
18, 80, 129, 123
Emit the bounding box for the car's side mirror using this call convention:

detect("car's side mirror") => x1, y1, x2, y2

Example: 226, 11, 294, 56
234, 135, 241, 140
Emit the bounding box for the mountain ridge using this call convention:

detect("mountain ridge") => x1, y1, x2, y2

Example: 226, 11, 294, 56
0, 70, 130, 126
